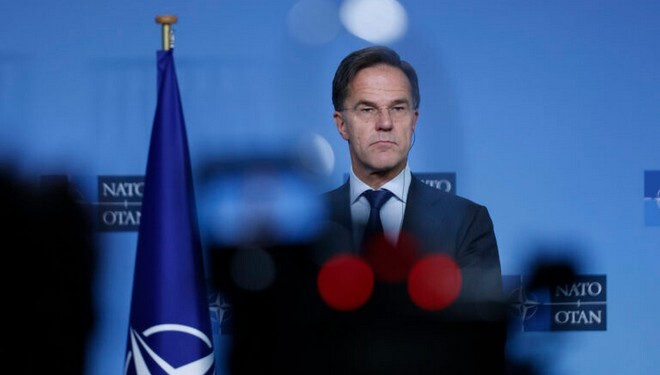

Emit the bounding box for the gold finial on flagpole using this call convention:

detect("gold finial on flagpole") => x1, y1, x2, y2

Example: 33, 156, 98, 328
155, 15, 178, 51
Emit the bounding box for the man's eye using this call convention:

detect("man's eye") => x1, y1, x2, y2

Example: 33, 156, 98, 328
392, 106, 406, 112
360, 108, 375, 113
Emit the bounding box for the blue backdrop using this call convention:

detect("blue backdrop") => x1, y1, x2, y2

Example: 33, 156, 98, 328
1, 1, 659, 374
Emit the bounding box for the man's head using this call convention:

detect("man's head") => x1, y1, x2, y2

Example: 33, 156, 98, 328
332, 46, 420, 188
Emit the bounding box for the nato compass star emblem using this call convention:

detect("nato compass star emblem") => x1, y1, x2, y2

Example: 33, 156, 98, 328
124, 324, 214, 374
209, 292, 233, 334
508, 282, 541, 330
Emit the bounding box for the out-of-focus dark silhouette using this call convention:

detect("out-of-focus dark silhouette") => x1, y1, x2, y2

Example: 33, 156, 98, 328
202, 158, 511, 375
525, 258, 579, 293
503, 254, 583, 375
0, 167, 95, 374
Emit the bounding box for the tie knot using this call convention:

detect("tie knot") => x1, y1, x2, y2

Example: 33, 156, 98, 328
363, 189, 393, 210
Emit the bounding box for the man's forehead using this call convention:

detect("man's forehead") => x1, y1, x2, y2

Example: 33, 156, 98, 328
347, 66, 412, 103
351, 64, 409, 84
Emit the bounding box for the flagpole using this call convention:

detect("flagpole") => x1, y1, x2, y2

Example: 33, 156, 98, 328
123, 15, 215, 374
156, 15, 177, 51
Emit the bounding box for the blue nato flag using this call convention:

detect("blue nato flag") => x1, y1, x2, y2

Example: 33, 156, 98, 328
124, 49, 215, 375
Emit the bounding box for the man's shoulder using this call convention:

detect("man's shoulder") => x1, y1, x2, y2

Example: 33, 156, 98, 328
410, 175, 487, 212
321, 181, 349, 198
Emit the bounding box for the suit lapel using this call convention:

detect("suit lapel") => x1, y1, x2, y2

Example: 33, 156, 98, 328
323, 182, 358, 252
325, 177, 450, 254
401, 176, 448, 253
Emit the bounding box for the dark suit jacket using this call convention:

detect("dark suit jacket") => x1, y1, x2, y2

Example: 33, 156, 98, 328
321, 175, 504, 312
311, 174, 508, 374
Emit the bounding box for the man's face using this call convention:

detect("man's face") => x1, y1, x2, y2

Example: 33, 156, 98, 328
334, 64, 418, 184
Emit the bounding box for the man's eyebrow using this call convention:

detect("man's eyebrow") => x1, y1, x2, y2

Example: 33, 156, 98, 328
389, 98, 411, 106
351, 98, 411, 109
351, 99, 377, 109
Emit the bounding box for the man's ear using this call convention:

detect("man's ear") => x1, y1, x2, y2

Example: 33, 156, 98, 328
334, 111, 350, 141
411, 109, 419, 132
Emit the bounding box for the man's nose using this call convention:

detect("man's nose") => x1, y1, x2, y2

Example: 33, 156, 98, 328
375, 108, 394, 129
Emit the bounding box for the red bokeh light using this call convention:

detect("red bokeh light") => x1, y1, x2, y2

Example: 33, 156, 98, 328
317, 254, 374, 311
363, 231, 420, 283
408, 254, 462, 311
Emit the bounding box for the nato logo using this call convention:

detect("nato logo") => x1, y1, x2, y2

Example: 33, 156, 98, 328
417, 172, 456, 195
644, 170, 660, 226
504, 274, 607, 331
97, 175, 144, 231
125, 323, 215, 374
209, 292, 233, 336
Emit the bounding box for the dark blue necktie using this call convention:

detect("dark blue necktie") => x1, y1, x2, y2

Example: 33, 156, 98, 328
361, 189, 393, 250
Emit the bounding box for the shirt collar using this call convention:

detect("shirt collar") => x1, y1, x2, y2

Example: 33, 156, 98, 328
349, 164, 411, 204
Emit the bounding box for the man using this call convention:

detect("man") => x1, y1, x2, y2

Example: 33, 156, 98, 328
320, 45, 507, 374
214, 46, 508, 375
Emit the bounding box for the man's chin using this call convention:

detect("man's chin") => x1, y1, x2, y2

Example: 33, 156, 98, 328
367, 160, 405, 175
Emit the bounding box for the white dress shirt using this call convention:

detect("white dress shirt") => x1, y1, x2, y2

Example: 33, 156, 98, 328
349, 164, 412, 245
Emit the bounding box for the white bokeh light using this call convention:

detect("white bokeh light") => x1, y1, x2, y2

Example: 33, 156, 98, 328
339, 0, 408, 44
296, 132, 335, 177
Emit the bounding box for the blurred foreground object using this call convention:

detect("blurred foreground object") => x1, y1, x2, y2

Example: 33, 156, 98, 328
0, 167, 95, 374
201, 158, 508, 375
